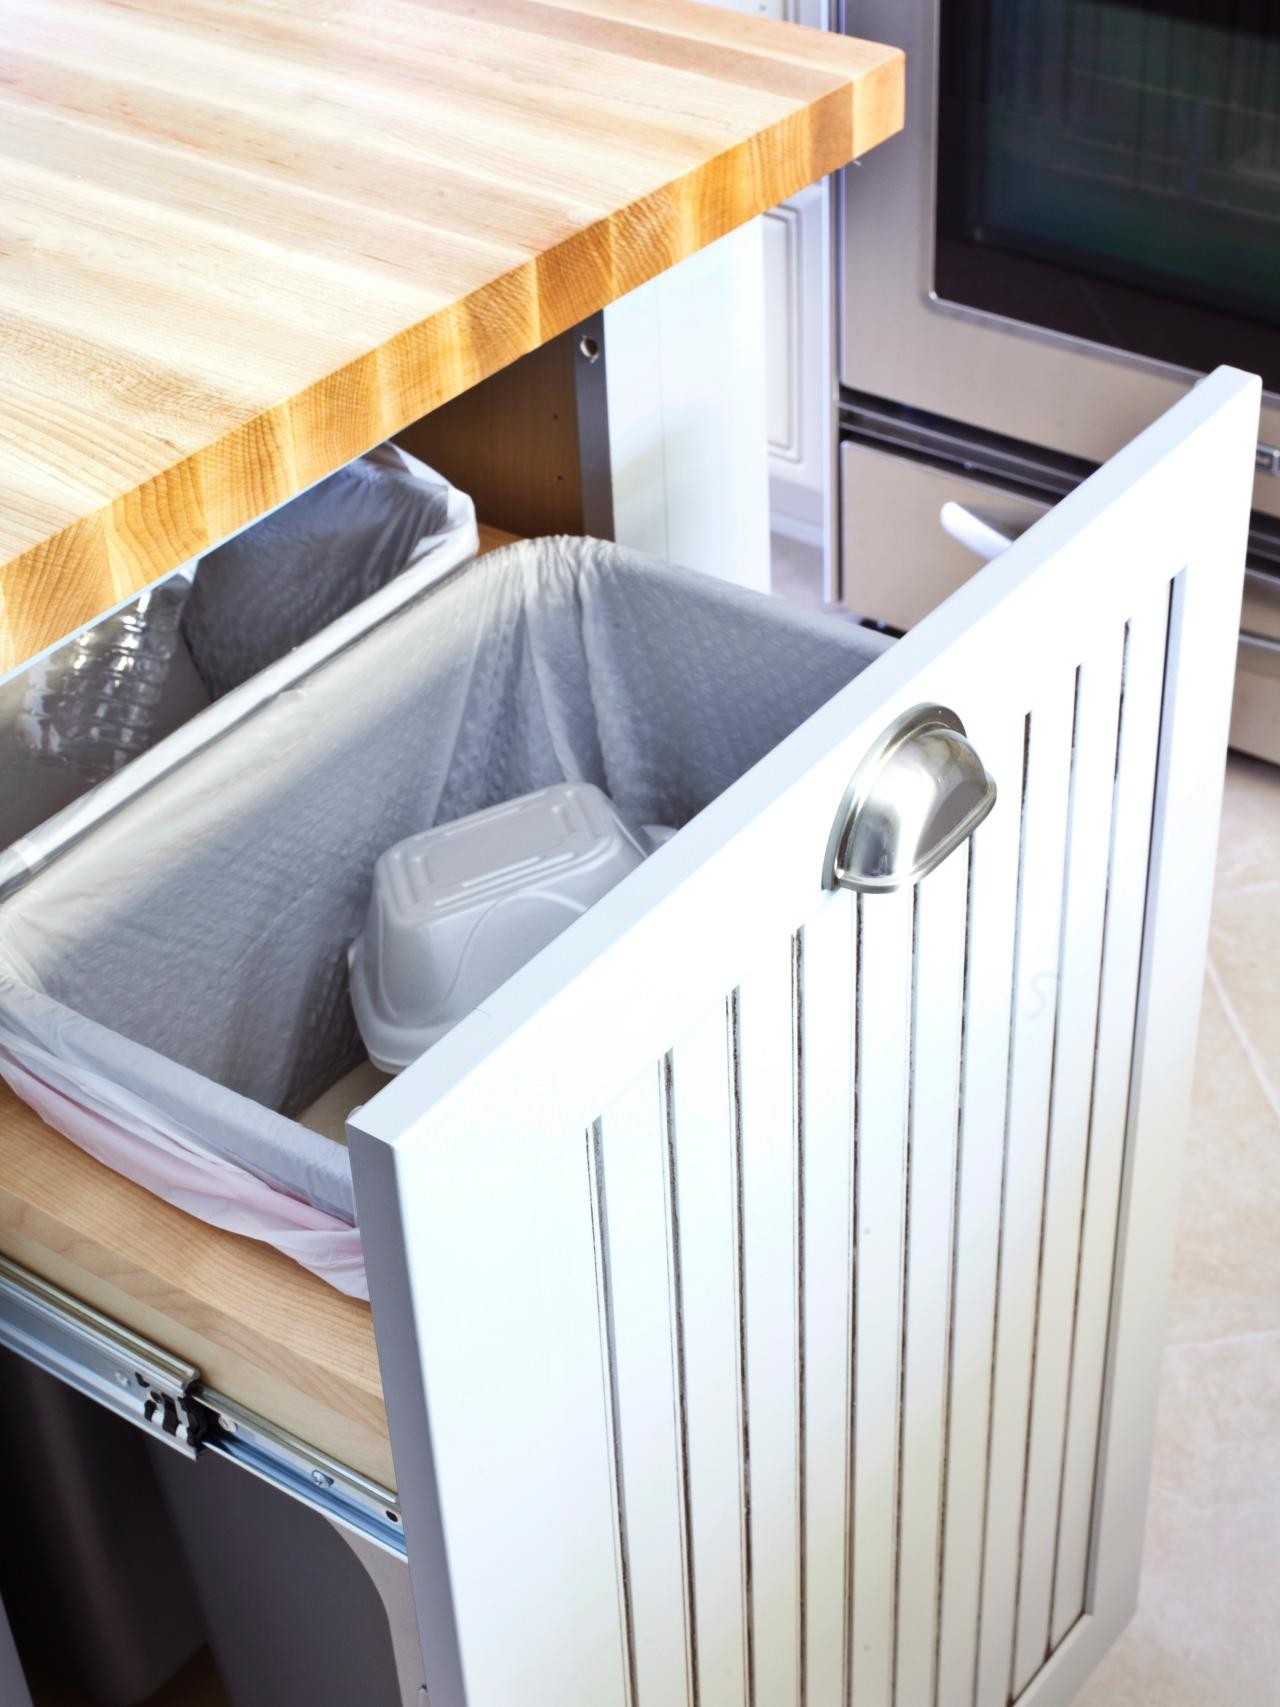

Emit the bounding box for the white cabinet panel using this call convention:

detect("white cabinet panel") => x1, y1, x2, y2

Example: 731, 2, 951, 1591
764, 206, 799, 460
765, 182, 832, 545
605, 222, 770, 594
352, 370, 1258, 1707
695, 0, 834, 561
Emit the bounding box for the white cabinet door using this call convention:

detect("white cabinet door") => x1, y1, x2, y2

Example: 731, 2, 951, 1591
350, 369, 1258, 1707
605, 221, 771, 595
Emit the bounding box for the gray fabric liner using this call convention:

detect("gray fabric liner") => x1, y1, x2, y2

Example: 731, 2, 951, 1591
0, 539, 892, 1225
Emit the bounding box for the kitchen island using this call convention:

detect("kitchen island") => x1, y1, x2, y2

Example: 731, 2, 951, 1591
0, 0, 902, 668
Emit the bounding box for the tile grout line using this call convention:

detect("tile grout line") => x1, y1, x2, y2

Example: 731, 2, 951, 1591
1213, 877, 1280, 897
1204, 957, 1280, 1127
1162, 1326, 1280, 1355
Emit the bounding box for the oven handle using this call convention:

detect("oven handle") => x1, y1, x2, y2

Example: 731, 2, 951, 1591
939, 501, 1019, 564
944, 503, 1280, 625
1239, 630, 1280, 680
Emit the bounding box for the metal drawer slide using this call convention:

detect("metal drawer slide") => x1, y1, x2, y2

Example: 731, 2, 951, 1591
0, 1255, 202, 1452
0, 1254, 403, 1555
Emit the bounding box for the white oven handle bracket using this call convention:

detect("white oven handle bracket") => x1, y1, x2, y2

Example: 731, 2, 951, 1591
939, 499, 1019, 563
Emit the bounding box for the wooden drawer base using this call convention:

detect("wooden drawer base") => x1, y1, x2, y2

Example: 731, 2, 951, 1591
0, 1080, 391, 1486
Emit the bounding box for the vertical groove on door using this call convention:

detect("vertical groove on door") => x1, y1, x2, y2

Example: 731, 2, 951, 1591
1049, 624, 1130, 1637
793, 930, 808, 1707
970, 714, 1033, 1707
890, 888, 922, 1707
850, 883, 915, 1707
933, 847, 975, 1707
668, 1006, 748, 1706
1051, 580, 1173, 1643
738, 935, 803, 1707
662, 1051, 702, 1707
726, 991, 756, 1707
845, 895, 864, 1707
587, 1118, 640, 1707
599, 1059, 694, 1707
933, 709, 1028, 1707
1009, 667, 1084, 1697
896, 847, 969, 1707
801, 891, 857, 1707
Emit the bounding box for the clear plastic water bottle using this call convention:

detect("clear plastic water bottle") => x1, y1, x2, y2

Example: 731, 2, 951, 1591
15, 577, 191, 783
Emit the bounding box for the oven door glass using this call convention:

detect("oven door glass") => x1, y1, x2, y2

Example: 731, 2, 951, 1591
936, 0, 1280, 392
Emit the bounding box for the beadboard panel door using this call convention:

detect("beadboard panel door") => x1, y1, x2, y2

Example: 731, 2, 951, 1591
351, 369, 1258, 1707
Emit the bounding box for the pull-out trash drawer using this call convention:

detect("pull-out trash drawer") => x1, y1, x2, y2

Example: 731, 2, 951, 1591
0, 369, 1261, 1707
348, 370, 1256, 1707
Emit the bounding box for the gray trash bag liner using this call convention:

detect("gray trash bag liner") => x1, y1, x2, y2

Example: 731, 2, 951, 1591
0, 442, 475, 888
0, 538, 893, 1296
182, 441, 477, 699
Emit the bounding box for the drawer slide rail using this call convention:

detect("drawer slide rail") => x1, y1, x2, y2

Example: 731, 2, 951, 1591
0, 1254, 203, 1453
0, 1254, 403, 1553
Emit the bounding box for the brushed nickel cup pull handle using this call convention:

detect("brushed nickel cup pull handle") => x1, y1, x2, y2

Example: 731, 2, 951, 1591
825, 704, 997, 894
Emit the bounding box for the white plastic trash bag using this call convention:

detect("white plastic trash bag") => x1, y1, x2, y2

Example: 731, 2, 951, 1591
0, 539, 892, 1296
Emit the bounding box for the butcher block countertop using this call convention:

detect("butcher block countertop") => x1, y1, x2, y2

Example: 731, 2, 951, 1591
0, 0, 903, 670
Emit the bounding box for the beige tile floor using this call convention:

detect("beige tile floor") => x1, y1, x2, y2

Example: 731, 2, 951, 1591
1074, 752, 1280, 1707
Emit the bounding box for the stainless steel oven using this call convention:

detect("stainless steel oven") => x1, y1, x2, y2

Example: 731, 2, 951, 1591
837, 0, 1280, 760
